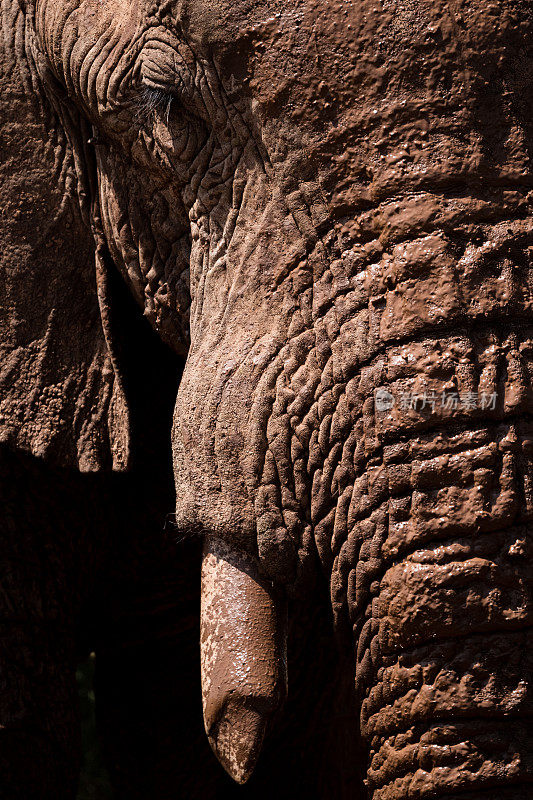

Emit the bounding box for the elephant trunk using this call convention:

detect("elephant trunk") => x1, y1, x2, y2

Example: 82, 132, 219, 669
180, 189, 533, 789
200, 537, 287, 783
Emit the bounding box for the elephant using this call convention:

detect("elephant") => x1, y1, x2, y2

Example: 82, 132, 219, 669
1, 0, 532, 798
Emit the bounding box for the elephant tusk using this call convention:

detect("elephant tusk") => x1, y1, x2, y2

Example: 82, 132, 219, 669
200, 537, 287, 784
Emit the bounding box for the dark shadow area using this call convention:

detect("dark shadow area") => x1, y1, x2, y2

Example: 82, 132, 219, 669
77, 655, 113, 800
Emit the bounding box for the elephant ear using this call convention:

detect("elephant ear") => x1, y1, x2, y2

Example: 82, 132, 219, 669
0, 1, 133, 471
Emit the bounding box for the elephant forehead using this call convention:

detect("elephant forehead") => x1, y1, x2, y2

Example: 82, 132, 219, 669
175, 0, 532, 73
169, 0, 533, 144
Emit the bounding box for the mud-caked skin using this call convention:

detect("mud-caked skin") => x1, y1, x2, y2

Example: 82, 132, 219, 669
2, 0, 533, 797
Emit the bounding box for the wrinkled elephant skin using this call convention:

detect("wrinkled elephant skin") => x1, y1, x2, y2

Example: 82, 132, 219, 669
2, 0, 533, 798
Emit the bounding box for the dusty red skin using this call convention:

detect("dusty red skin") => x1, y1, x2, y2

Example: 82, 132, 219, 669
2, 0, 533, 797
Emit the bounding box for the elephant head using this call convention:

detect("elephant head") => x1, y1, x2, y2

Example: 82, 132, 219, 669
7, 0, 533, 796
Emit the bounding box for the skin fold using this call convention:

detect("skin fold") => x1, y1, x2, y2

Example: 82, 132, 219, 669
1, 0, 533, 797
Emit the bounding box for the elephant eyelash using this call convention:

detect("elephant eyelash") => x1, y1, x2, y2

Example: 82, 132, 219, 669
138, 85, 176, 125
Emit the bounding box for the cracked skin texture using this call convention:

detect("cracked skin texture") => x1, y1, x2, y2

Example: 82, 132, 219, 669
2, 0, 533, 797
